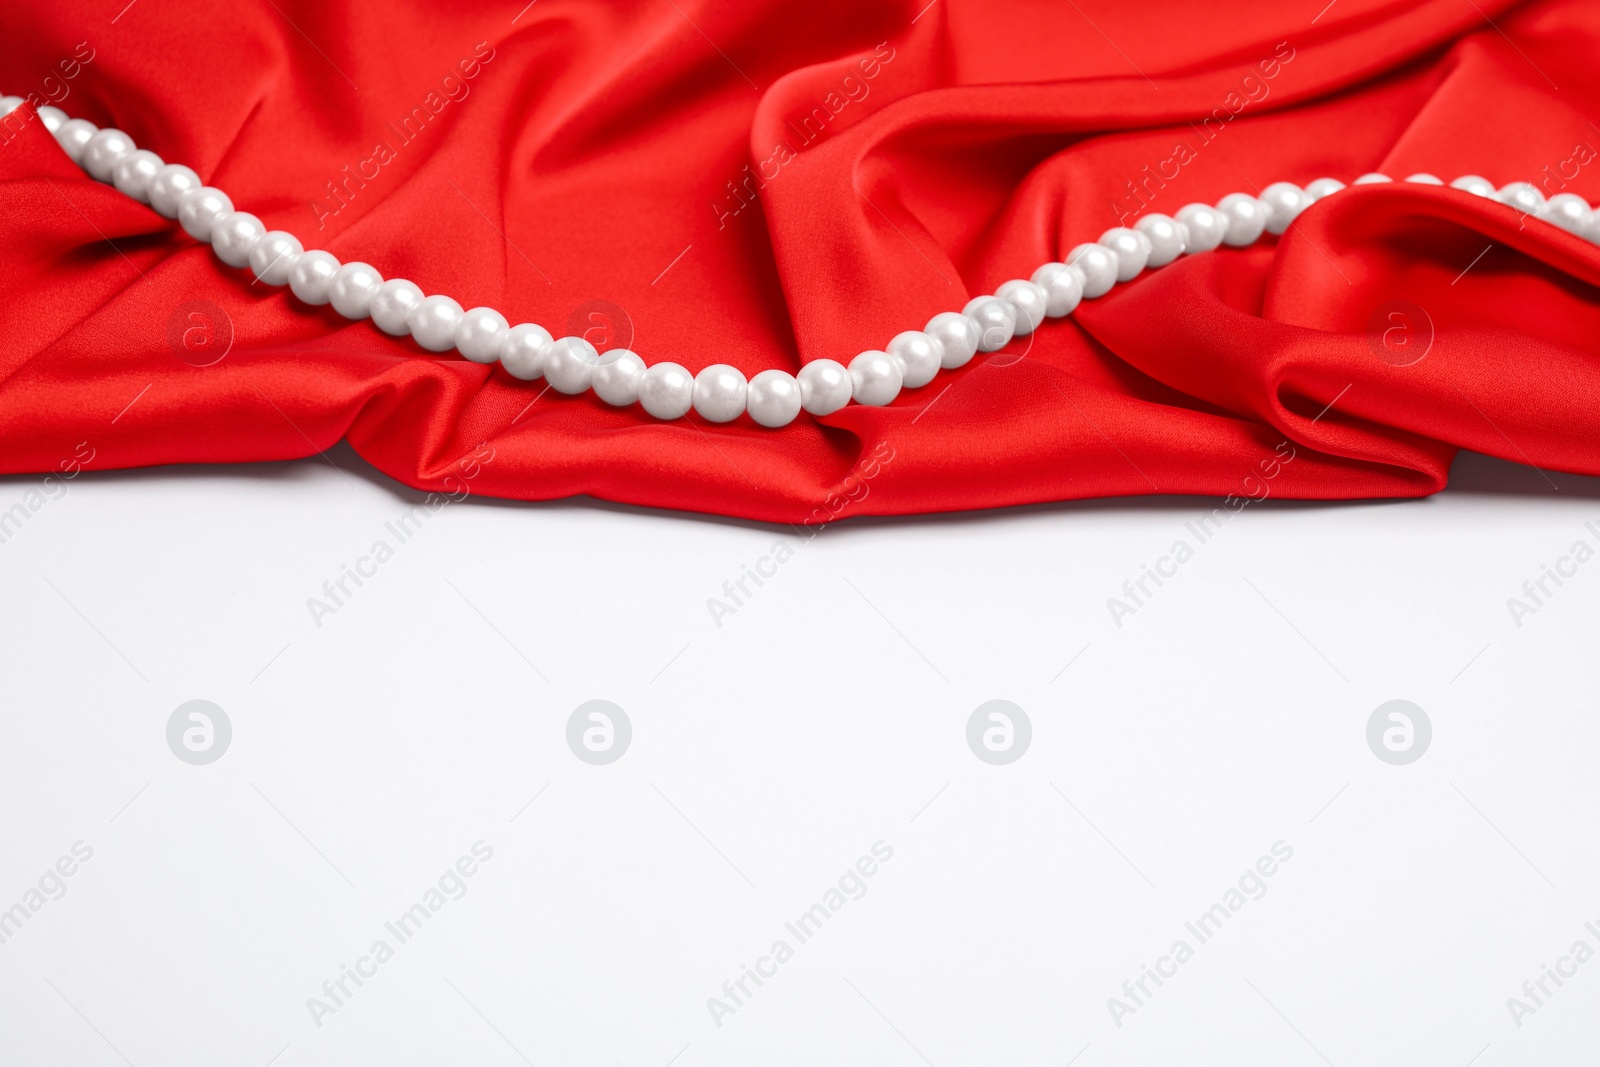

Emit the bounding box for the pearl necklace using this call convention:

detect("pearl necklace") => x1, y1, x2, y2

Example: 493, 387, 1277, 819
9, 93, 1595, 429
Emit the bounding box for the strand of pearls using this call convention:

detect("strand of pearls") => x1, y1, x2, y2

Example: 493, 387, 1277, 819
9, 93, 1598, 428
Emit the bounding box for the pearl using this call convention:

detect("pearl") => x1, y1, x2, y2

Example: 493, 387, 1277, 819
1498, 181, 1544, 216
1580, 211, 1600, 247
1175, 203, 1228, 253
54, 118, 97, 163
995, 279, 1048, 335
1098, 227, 1151, 281
211, 211, 266, 268
36, 105, 66, 133
500, 323, 553, 379
288, 250, 340, 304
924, 311, 981, 368
1067, 243, 1119, 297
1450, 175, 1496, 197
798, 359, 852, 415
849, 350, 902, 406
963, 296, 1015, 352
1134, 214, 1187, 266
370, 279, 425, 336
0, 96, 20, 116
1405, 173, 1445, 185
111, 149, 164, 203
886, 331, 943, 387
692, 364, 749, 422
248, 230, 303, 285
1030, 262, 1085, 317
746, 369, 803, 427
1352, 173, 1392, 185
1215, 193, 1270, 246
545, 336, 601, 393
408, 295, 465, 353
329, 262, 383, 319
177, 186, 233, 241
147, 164, 201, 218
81, 127, 136, 182
1259, 181, 1311, 235
640, 361, 695, 419
1540, 193, 1590, 234
592, 349, 647, 405
455, 307, 510, 364
1304, 178, 1346, 200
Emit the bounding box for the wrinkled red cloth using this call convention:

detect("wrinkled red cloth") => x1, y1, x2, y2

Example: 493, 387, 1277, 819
2, 0, 1598, 522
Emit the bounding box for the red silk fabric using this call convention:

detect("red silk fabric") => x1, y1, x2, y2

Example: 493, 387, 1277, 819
3, 0, 1598, 521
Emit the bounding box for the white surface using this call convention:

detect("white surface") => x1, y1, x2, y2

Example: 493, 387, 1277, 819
0, 446, 1596, 1066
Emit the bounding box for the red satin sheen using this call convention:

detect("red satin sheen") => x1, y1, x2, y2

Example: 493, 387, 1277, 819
2, 0, 1597, 521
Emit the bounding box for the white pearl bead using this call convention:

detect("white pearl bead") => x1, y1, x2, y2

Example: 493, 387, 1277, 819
36, 105, 66, 133
80, 127, 136, 182
1215, 193, 1270, 246
746, 369, 803, 427
111, 149, 163, 203
995, 279, 1048, 335
1450, 175, 1496, 197
1098, 227, 1151, 280
54, 118, 97, 163
1134, 214, 1187, 266
798, 359, 853, 415
592, 349, 647, 406
0, 96, 21, 116
248, 230, 303, 285
924, 311, 981, 368
1352, 173, 1392, 185
1258, 181, 1311, 235
1030, 262, 1085, 316
1304, 178, 1346, 201
1175, 203, 1228, 253
693, 364, 748, 422
177, 186, 233, 242
1580, 211, 1600, 247
544, 336, 600, 393
370, 278, 425, 336
211, 211, 266, 268
886, 330, 943, 387
147, 164, 201, 218
1067, 242, 1118, 297
455, 307, 510, 364
288, 250, 340, 304
1405, 173, 1445, 185
849, 350, 902, 406
1497, 181, 1544, 216
500, 323, 554, 379
329, 262, 383, 319
1540, 192, 1590, 234
963, 296, 1015, 351
640, 361, 695, 419
408, 295, 465, 353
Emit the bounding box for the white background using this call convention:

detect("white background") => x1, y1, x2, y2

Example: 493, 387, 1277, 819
1, 445, 1597, 1066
